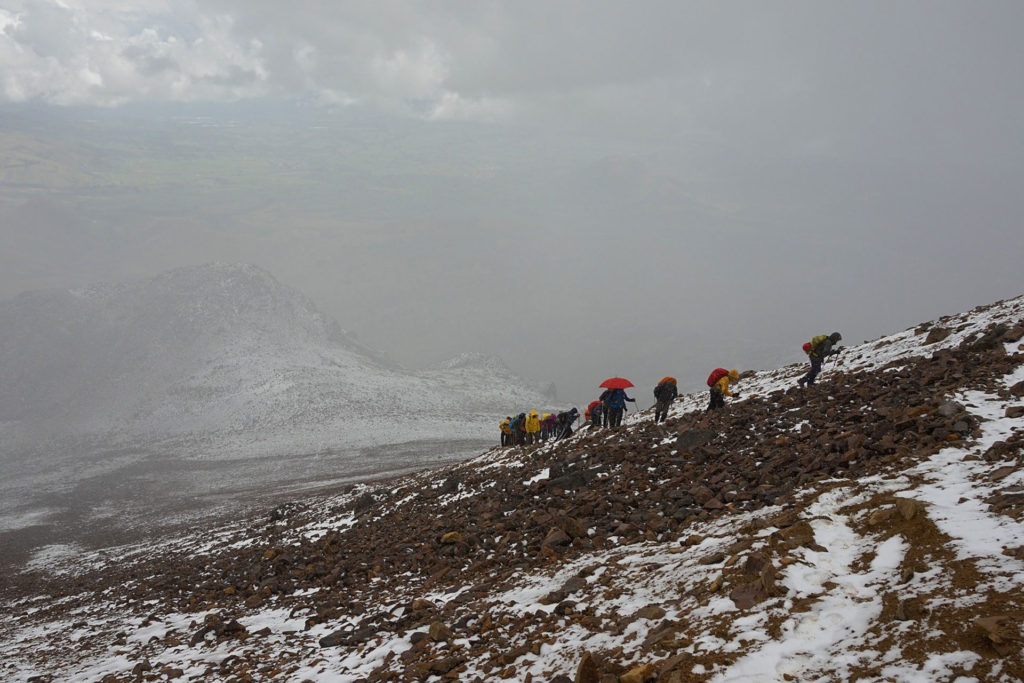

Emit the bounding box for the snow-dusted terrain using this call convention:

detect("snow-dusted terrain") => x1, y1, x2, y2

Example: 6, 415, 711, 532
0, 263, 553, 454
0, 264, 555, 562
2, 293, 1021, 681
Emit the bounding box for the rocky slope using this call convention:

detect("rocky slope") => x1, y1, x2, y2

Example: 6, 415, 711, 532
2, 294, 1023, 682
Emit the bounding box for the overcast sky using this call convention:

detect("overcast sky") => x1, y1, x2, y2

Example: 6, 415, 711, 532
2, 1, 1023, 405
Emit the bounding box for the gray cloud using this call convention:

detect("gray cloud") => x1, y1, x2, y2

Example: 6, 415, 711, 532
1, 1, 1023, 404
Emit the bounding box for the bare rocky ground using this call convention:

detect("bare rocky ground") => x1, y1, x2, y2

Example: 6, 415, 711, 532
2, 299, 1024, 682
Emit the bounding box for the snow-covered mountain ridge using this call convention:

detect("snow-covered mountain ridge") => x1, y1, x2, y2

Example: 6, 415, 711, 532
2, 293, 1023, 681
0, 263, 553, 457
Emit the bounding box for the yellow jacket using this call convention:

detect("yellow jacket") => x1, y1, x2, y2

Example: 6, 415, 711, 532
500, 419, 512, 434
714, 369, 740, 396
525, 411, 541, 433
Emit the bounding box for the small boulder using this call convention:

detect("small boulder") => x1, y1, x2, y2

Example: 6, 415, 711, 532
543, 527, 572, 548
924, 327, 952, 345
620, 663, 656, 683
428, 621, 451, 642
575, 651, 600, 683
633, 605, 666, 620
976, 615, 1020, 656
895, 498, 919, 521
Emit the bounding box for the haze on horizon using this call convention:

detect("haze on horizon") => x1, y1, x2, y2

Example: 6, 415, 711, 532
2, 1, 1023, 406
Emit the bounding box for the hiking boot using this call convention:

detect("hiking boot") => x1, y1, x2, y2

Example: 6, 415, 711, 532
797, 377, 807, 387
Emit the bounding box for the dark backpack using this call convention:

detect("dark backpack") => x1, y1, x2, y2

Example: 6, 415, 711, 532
654, 380, 676, 401
707, 368, 728, 387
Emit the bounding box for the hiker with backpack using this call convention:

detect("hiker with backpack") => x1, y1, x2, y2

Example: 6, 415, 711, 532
541, 412, 557, 440
798, 332, 843, 387
706, 368, 740, 412
556, 407, 579, 439
598, 388, 612, 427
653, 376, 678, 423
511, 412, 527, 445
500, 416, 512, 447
605, 388, 636, 427
525, 410, 541, 445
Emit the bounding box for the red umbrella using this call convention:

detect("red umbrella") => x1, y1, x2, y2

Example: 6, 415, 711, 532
600, 377, 634, 389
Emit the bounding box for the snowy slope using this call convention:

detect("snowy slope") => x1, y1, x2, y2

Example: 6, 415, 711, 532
2, 294, 1023, 682
0, 264, 554, 459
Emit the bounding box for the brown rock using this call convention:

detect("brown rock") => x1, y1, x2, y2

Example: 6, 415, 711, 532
976, 615, 1020, 656
1005, 406, 1024, 419
428, 656, 464, 675
575, 651, 600, 683
924, 327, 952, 345
411, 598, 436, 611
544, 527, 572, 548
633, 605, 666, 620
895, 598, 924, 621
131, 662, 153, 676
555, 600, 577, 616
561, 516, 588, 539
428, 621, 451, 642
692, 486, 715, 505
868, 509, 895, 526
657, 653, 690, 679
440, 531, 463, 544
1004, 326, 1024, 343
561, 576, 588, 594
774, 521, 816, 549
989, 466, 1015, 481
620, 663, 656, 683
895, 498, 919, 521
730, 580, 769, 609
642, 627, 677, 647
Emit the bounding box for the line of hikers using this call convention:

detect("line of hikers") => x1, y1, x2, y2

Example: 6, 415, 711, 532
500, 407, 580, 446
498, 332, 843, 446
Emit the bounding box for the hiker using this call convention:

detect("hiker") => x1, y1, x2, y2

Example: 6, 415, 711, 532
798, 332, 843, 387
605, 388, 636, 427
511, 412, 527, 445
653, 376, 678, 423
706, 368, 740, 412
587, 400, 603, 428
556, 407, 579, 439
598, 388, 612, 426
525, 410, 541, 445
542, 412, 557, 440
500, 416, 512, 447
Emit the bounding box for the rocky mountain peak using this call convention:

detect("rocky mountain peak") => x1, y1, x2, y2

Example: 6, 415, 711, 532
0, 264, 550, 450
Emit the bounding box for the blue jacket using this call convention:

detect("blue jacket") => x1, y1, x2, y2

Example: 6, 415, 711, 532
606, 389, 635, 409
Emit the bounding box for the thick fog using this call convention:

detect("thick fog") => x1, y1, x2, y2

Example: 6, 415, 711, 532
2, 1, 1023, 405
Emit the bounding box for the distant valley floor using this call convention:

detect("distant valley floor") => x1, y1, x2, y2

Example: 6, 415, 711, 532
0, 438, 490, 576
